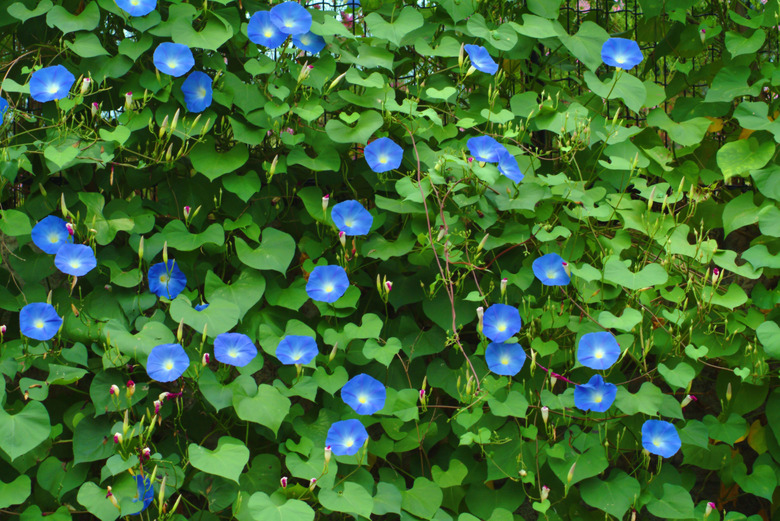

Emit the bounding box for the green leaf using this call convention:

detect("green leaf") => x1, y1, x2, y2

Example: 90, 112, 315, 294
757, 321, 780, 358
77, 482, 120, 521
614, 382, 663, 416
703, 414, 747, 446
597, 307, 642, 332
188, 436, 249, 483
431, 459, 468, 488
190, 136, 249, 181
701, 284, 749, 310
0, 401, 51, 461
705, 66, 767, 103
233, 384, 291, 436
205, 270, 265, 317
725, 29, 766, 57
319, 482, 374, 519
66, 32, 109, 57
646, 109, 711, 147
556, 22, 609, 71
222, 170, 262, 202
647, 484, 694, 519
438, 0, 477, 22
527, 0, 561, 18
603, 257, 668, 290
723, 192, 760, 237
733, 463, 777, 501
324, 110, 384, 145
373, 482, 403, 515
580, 470, 639, 518
717, 139, 775, 183
363, 337, 402, 366
46, 2, 100, 34
159, 219, 225, 250
402, 478, 443, 520
364, 8, 424, 47
169, 296, 240, 337
235, 228, 296, 274
171, 12, 235, 51
8, 0, 53, 22
466, 15, 518, 51
248, 492, 315, 521
583, 71, 647, 113
0, 475, 31, 509
657, 362, 695, 391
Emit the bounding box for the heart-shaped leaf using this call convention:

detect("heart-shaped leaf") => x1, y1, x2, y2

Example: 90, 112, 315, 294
248, 492, 315, 521
0, 401, 51, 460
190, 136, 249, 181
169, 296, 240, 337
325, 110, 384, 145
44, 144, 79, 169
188, 436, 249, 483
98, 126, 131, 145
232, 384, 291, 436
235, 228, 296, 274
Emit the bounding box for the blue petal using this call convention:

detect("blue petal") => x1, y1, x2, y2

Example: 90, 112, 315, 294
195, 303, 209, 311
573, 374, 617, 413
341, 373, 386, 415
485, 342, 526, 376
19, 302, 63, 341
146, 343, 189, 382
576, 331, 620, 370
532, 253, 570, 286
214, 332, 257, 367
29, 65, 75, 103
293, 31, 326, 54
130, 475, 154, 514
54, 243, 97, 276
0, 98, 8, 117
467, 136, 505, 163
601, 38, 643, 69
326, 419, 368, 456
482, 304, 522, 343
153, 43, 195, 77
248, 11, 287, 48
641, 420, 681, 458
331, 200, 373, 236
270, 2, 312, 35
181, 71, 213, 113
497, 149, 524, 183
276, 335, 318, 365
464, 44, 498, 75
31, 215, 72, 254
148, 260, 187, 299
116, 0, 157, 16
306, 265, 349, 303
364, 137, 403, 173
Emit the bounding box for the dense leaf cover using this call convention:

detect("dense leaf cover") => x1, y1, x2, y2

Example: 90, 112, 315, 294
0, 0, 778, 519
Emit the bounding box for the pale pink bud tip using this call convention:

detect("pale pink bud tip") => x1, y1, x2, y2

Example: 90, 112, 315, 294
154, 400, 162, 414
65, 223, 74, 236
385, 281, 393, 292
280, 477, 288, 488
126, 380, 135, 388
467, 157, 474, 162
202, 353, 210, 365
113, 433, 122, 444
0, 325, 6, 334
110, 384, 120, 396
420, 389, 426, 400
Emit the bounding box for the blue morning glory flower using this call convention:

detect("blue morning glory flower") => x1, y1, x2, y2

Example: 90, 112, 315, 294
153, 43, 195, 77
532, 253, 570, 286
247, 11, 287, 49
19, 302, 62, 341
577, 331, 620, 370
131, 475, 154, 514
148, 260, 187, 299
293, 31, 326, 54
0, 98, 8, 117
482, 304, 522, 343
181, 71, 212, 113
497, 149, 524, 183
116, 0, 157, 16
341, 373, 386, 415
331, 200, 373, 236
270, 1, 312, 35
345, 0, 360, 6
574, 374, 617, 413
31, 215, 72, 254
29, 65, 75, 103
365, 137, 403, 173
306, 265, 349, 303
195, 303, 209, 311
54, 243, 97, 277
326, 419, 368, 456
485, 342, 526, 376
467, 136, 505, 163
214, 332, 257, 367
146, 343, 189, 382
276, 335, 318, 365
642, 420, 681, 458
601, 38, 643, 69
464, 44, 498, 75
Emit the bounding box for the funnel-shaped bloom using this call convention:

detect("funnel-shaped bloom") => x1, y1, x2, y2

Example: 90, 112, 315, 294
132, 475, 154, 513
331, 200, 373, 236
482, 304, 522, 343
532, 253, 570, 286
214, 332, 257, 367
326, 419, 368, 456
574, 374, 617, 413
248, 11, 287, 49
306, 265, 349, 303
601, 38, 643, 69
195, 303, 209, 311
485, 342, 526, 376
498, 149, 524, 183
147, 343, 189, 382
467, 136, 505, 163
54, 243, 97, 276
148, 260, 187, 299
365, 137, 403, 173
0, 98, 8, 117
31, 215, 72, 254
341, 373, 386, 415
464, 44, 498, 75
642, 420, 681, 458
577, 331, 620, 370
276, 335, 318, 365
116, 0, 157, 16
293, 31, 326, 54
181, 71, 212, 113
270, 2, 312, 35
29, 65, 75, 103
345, 0, 360, 6
153, 43, 195, 77
19, 303, 62, 341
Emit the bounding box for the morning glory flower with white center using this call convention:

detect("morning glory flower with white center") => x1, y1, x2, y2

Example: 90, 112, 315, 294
31, 215, 72, 254
213, 332, 257, 367
467, 135, 506, 163
29, 65, 75, 103
574, 374, 617, 413
54, 243, 97, 276
270, 1, 312, 35
341, 373, 386, 415
497, 149, 524, 183
532, 253, 571, 286
364, 137, 403, 173
306, 265, 349, 303
181, 71, 213, 113
19, 302, 62, 341
132, 475, 154, 513
148, 260, 187, 299
153, 43, 195, 77
276, 335, 318, 365
331, 200, 373, 236
642, 419, 681, 458
464, 44, 499, 75
601, 38, 643, 69
247, 11, 287, 49
577, 331, 621, 370
326, 419, 368, 456
485, 342, 527, 376
482, 304, 522, 343
116, 0, 157, 16
146, 343, 189, 382
293, 31, 326, 54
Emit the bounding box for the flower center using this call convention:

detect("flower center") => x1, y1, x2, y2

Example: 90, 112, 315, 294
167, 60, 178, 69
546, 270, 557, 279
593, 394, 603, 403
284, 20, 294, 28
47, 83, 59, 94
264, 30, 273, 38
615, 55, 626, 64
35, 319, 44, 329
497, 324, 507, 332
358, 395, 367, 404
131, 0, 140, 4
197, 87, 207, 99
344, 438, 354, 447
292, 352, 302, 361
165, 361, 174, 371
379, 155, 388, 164
594, 350, 604, 359
324, 284, 334, 293
228, 349, 238, 358
159, 274, 168, 284
49, 233, 60, 243
500, 356, 510, 365
69, 260, 81, 269
344, 219, 354, 227
652, 438, 661, 447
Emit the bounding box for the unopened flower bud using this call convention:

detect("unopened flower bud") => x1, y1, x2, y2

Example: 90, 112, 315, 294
324, 445, 332, 465
705, 502, 715, 518
700, 28, 706, 43
91, 102, 99, 117
567, 462, 576, 483
339, 231, 346, 247
158, 115, 169, 138
0, 325, 6, 335
126, 380, 135, 398
113, 432, 122, 444
184, 205, 191, 219
519, 469, 527, 477
500, 278, 508, 296
80, 77, 91, 95
712, 267, 720, 285
159, 391, 170, 402
540, 485, 550, 502
541, 406, 549, 425
154, 400, 162, 414
477, 233, 489, 252
476, 306, 484, 332
465, 65, 477, 78
436, 226, 446, 242
681, 394, 696, 408
66, 223, 75, 236
124, 91, 133, 111
170, 108, 180, 134
419, 389, 426, 401
106, 486, 120, 509
322, 194, 330, 212
385, 281, 392, 293
726, 382, 732, 402
309, 478, 317, 490
280, 476, 288, 488
110, 384, 120, 396
562, 261, 571, 278
140, 447, 151, 462
202, 352, 210, 365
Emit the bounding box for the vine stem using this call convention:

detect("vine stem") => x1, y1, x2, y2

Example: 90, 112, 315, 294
402, 123, 481, 393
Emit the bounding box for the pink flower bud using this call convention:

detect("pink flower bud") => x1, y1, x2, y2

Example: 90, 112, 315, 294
467, 157, 474, 163
202, 352, 210, 366
0, 325, 6, 335
154, 400, 162, 414
158, 392, 170, 402
280, 476, 288, 488
681, 394, 696, 408
309, 478, 317, 489
324, 445, 332, 465
476, 306, 484, 331
339, 230, 346, 247
65, 223, 75, 236
124, 91, 133, 111
110, 384, 120, 396
419, 389, 426, 400
500, 278, 508, 296
184, 206, 191, 218
322, 194, 330, 212
91, 102, 99, 117
712, 267, 720, 285
139, 447, 151, 463
385, 281, 393, 293
126, 380, 135, 398
541, 406, 549, 424
540, 485, 550, 502
705, 502, 715, 518
80, 77, 91, 95
113, 432, 122, 444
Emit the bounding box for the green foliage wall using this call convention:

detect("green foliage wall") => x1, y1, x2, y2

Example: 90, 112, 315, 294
0, 0, 779, 520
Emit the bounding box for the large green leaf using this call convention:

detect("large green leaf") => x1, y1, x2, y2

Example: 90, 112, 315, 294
235, 228, 296, 274
324, 110, 384, 145
647, 484, 694, 519
190, 136, 249, 181
603, 257, 668, 290
319, 482, 374, 519
232, 384, 291, 436
8, 0, 53, 22
188, 436, 249, 483
580, 470, 639, 518
169, 296, 240, 337
583, 71, 647, 113
402, 478, 443, 520
0, 401, 51, 461
364, 8, 424, 47
717, 138, 775, 182
204, 270, 265, 317
248, 492, 315, 521
46, 2, 99, 34
0, 475, 31, 509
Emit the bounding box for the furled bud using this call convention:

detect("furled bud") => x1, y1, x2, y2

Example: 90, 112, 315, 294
202, 352, 210, 366
385, 281, 393, 293
541, 406, 549, 425
436, 225, 446, 242
124, 91, 133, 111
329, 343, 338, 362
519, 469, 527, 477
280, 476, 288, 488
562, 261, 571, 278
91, 102, 99, 117
567, 462, 576, 483
339, 231, 346, 248
476, 306, 484, 332
309, 478, 317, 490
80, 77, 91, 95
158, 115, 169, 138
66, 223, 75, 236
726, 382, 732, 402
106, 487, 120, 509
126, 380, 135, 398
322, 194, 330, 213
170, 108, 180, 134
0, 325, 6, 335
500, 278, 508, 297
712, 267, 720, 285
184, 205, 191, 219
140, 447, 151, 462
324, 445, 332, 465
419, 389, 426, 401
154, 400, 162, 414
705, 502, 715, 518
110, 384, 120, 396
540, 485, 550, 502
138, 236, 144, 261
700, 28, 706, 43
159, 391, 170, 402
476, 233, 489, 252
681, 394, 697, 408
113, 432, 122, 444
458, 42, 465, 69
